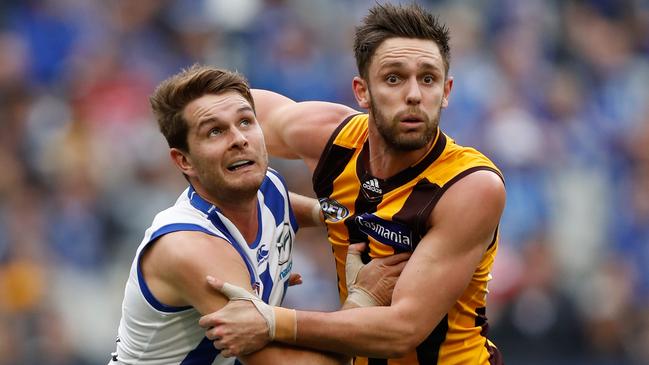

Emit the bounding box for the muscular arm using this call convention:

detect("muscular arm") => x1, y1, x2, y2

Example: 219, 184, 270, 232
141, 231, 347, 365
251, 89, 357, 170
291, 171, 506, 358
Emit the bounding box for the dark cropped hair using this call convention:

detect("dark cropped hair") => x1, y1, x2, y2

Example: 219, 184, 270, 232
149, 64, 255, 151
354, 3, 451, 79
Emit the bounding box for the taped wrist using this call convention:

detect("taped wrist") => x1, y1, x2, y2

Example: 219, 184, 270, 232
345, 287, 379, 307
220, 282, 296, 342
272, 306, 297, 342
344, 249, 378, 307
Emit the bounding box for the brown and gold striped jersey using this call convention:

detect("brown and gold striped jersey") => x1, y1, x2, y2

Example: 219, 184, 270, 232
312, 114, 504, 365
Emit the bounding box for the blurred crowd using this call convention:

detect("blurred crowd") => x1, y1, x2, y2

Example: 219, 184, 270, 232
0, 0, 647, 364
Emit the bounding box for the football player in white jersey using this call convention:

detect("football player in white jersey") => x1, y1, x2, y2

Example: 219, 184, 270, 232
109, 65, 408, 365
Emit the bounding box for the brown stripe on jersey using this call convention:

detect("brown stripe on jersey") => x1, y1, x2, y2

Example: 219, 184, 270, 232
416, 314, 448, 364
423, 165, 504, 219
353, 156, 388, 365
422, 166, 503, 251
391, 178, 441, 249
373, 132, 447, 195
312, 113, 361, 197
313, 144, 356, 198
475, 306, 489, 337
368, 358, 388, 365
485, 342, 504, 365
487, 225, 499, 250
347, 148, 384, 263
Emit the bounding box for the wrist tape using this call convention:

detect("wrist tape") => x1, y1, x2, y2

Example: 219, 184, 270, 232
220, 282, 296, 342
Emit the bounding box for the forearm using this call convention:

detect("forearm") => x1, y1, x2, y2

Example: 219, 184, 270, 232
294, 306, 422, 359
289, 192, 322, 228
241, 343, 349, 365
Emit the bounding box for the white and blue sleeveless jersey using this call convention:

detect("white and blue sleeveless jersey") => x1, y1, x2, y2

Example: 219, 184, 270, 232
110, 169, 297, 365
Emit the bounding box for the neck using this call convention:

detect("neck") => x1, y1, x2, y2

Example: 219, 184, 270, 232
193, 184, 259, 243
366, 128, 434, 179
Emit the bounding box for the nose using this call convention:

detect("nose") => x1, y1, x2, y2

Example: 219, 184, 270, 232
405, 78, 422, 106
230, 127, 249, 149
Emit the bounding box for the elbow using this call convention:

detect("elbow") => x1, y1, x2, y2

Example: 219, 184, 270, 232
386, 344, 410, 359
383, 323, 423, 358
390, 335, 422, 358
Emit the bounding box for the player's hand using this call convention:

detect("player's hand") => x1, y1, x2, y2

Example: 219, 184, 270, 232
345, 243, 410, 307
288, 273, 303, 286
199, 277, 272, 357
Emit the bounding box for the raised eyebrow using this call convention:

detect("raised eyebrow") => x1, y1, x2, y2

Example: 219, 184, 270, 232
418, 62, 442, 74
195, 117, 221, 133
378, 61, 442, 75
197, 106, 255, 129
378, 61, 405, 71
237, 105, 255, 115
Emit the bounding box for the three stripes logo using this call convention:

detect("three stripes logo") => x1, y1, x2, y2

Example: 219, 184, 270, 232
361, 178, 383, 201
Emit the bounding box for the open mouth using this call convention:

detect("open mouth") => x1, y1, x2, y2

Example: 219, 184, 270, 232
227, 160, 254, 171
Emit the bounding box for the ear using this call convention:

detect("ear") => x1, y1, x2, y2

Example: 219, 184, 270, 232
441, 76, 454, 108
352, 76, 370, 109
170, 148, 195, 177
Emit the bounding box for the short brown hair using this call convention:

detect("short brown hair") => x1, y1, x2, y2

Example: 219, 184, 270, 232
149, 64, 255, 151
353, 3, 451, 79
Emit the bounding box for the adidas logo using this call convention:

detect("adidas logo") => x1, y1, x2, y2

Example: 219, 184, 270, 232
362, 178, 382, 194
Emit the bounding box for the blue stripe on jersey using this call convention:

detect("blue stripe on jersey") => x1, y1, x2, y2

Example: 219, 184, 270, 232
187, 185, 256, 286
260, 173, 285, 227
286, 194, 298, 233
138, 223, 217, 313
187, 186, 214, 215
180, 336, 219, 365
207, 211, 256, 287
267, 168, 299, 232
258, 266, 274, 302
188, 184, 262, 249
281, 277, 290, 304
248, 201, 263, 250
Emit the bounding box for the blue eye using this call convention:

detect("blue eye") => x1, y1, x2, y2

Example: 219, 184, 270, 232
240, 119, 251, 126
422, 75, 434, 84
208, 128, 222, 136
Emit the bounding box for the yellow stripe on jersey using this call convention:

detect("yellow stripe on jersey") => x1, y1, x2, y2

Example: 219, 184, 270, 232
313, 114, 504, 365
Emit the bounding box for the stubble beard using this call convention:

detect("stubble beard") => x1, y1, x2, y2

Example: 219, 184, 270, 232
369, 99, 441, 151
200, 157, 268, 206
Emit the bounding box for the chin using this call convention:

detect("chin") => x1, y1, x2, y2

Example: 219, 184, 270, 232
389, 134, 431, 151
236, 173, 266, 192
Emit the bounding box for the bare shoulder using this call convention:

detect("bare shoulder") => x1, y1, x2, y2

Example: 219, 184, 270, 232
438, 170, 505, 214
428, 170, 505, 250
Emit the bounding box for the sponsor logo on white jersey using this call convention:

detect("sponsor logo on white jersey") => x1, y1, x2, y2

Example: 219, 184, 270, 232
276, 223, 293, 265
257, 245, 269, 264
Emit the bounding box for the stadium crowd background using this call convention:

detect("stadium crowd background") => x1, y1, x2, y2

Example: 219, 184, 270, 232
0, 0, 648, 364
